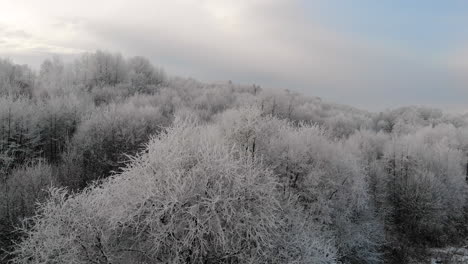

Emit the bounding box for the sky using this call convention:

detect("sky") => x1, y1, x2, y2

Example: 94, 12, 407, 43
0, 0, 467, 111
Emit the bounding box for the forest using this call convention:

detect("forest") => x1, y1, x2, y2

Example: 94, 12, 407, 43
0, 51, 468, 263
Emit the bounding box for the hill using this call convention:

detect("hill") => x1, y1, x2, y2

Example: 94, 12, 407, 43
1, 51, 468, 263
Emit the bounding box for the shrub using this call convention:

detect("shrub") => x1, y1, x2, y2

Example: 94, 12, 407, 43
383, 132, 467, 245
13, 119, 287, 263
0, 161, 54, 258
60, 102, 167, 188
218, 107, 383, 263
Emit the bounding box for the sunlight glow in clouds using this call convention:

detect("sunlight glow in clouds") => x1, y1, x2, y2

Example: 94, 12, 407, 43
204, 1, 240, 27
0, 0, 467, 111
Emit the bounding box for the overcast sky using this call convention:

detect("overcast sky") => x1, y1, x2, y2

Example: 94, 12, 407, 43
0, 0, 467, 111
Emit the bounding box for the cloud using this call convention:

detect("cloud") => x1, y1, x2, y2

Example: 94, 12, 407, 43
447, 46, 468, 73
0, 28, 84, 56
0, 0, 466, 111
4, 29, 31, 39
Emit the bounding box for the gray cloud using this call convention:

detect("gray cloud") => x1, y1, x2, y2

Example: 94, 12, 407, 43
81, 19, 466, 110
4, 30, 32, 39
0, 0, 466, 111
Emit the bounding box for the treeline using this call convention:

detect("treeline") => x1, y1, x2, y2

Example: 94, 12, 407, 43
0, 51, 468, 263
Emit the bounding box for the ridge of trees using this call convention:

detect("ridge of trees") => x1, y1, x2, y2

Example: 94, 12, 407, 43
0, 51, 467, 263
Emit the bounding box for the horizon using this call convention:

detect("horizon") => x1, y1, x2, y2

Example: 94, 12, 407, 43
1, 0, 467, 112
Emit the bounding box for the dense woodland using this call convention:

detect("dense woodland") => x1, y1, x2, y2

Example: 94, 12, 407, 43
0, 51, 468, 263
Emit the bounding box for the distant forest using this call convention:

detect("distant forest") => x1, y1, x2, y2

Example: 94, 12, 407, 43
1, 51, 468, 263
